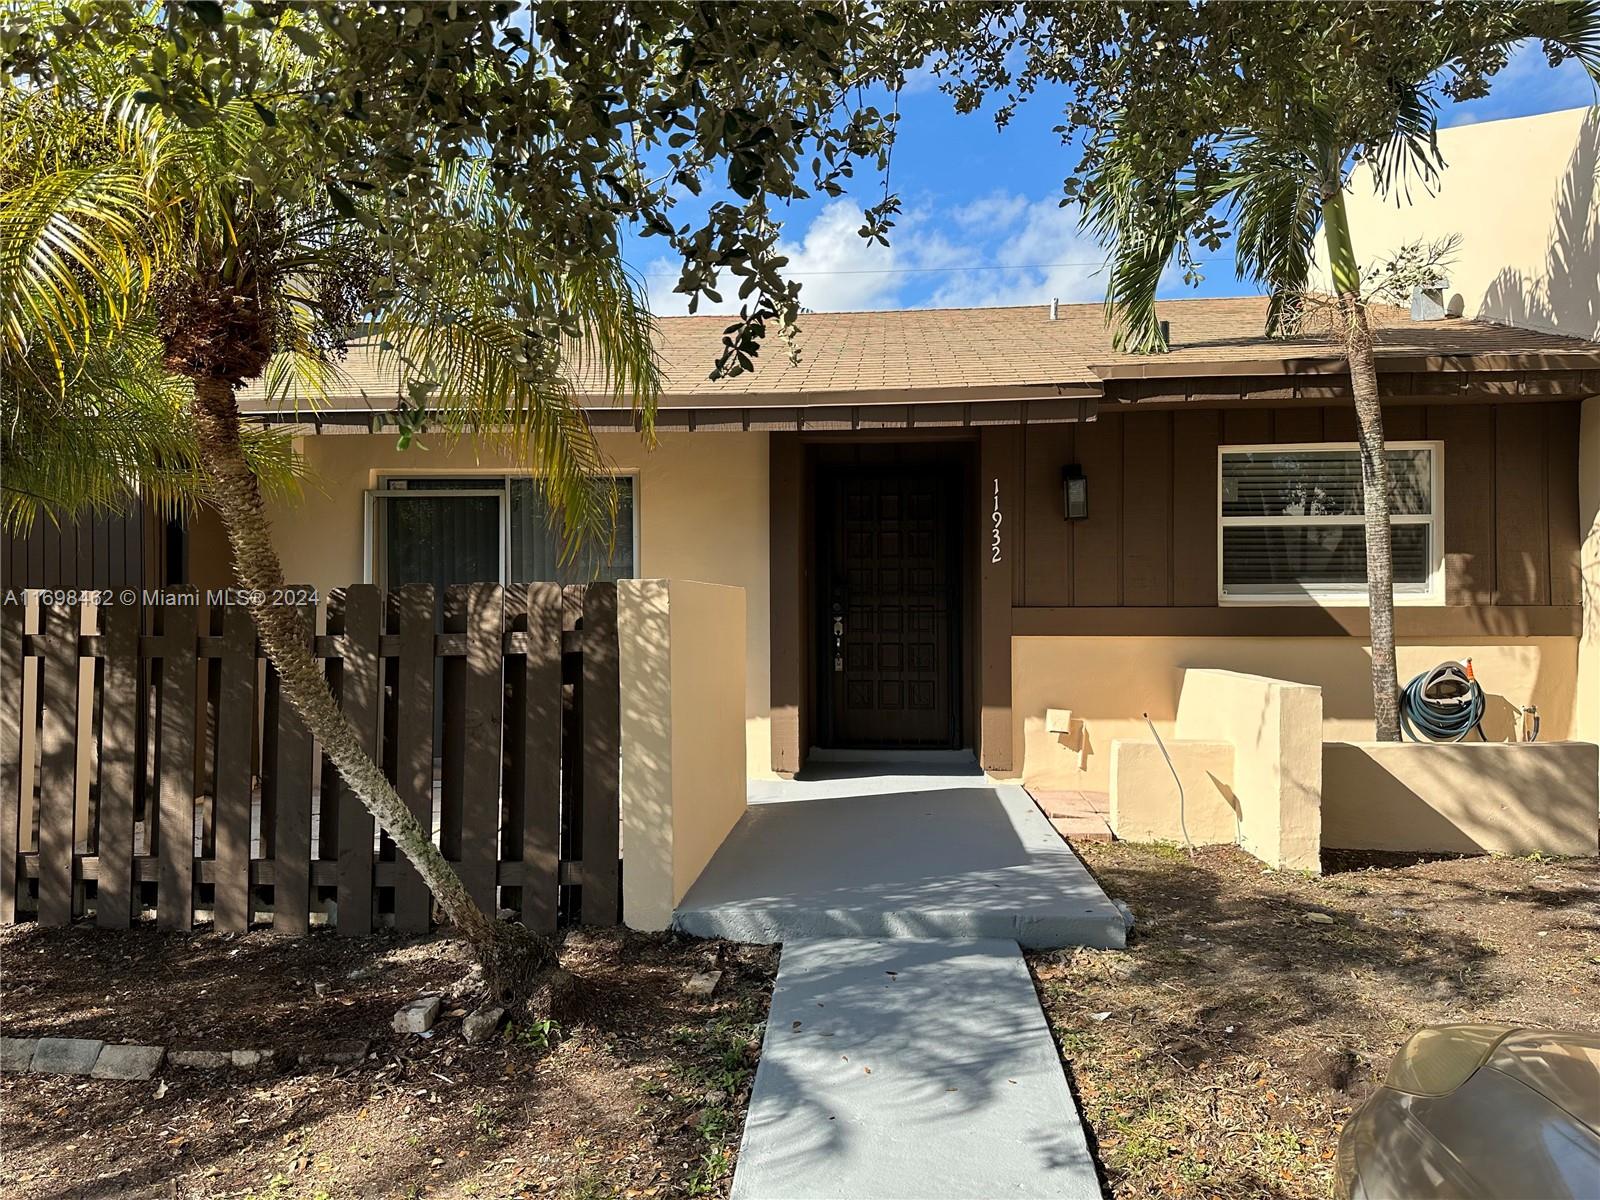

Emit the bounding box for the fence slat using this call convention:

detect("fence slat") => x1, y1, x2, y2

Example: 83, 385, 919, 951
0, 600, 26, 923
390, 584, 435, 933
454, 583, 503, 919
330, 587, 380, 936
95, 604, 139, 928
156, 600, 198, 929
37, 602, 80, 925
511, 583, 562, 930
0, 578, 624, 936
581, 584, 620, 925
265, 597, 315, 935
212, 605, 255, 932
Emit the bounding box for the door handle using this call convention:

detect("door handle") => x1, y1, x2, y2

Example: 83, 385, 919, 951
832, 613, 845, 672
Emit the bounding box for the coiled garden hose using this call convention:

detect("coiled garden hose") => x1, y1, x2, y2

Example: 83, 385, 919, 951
1399, 660, 1488, 742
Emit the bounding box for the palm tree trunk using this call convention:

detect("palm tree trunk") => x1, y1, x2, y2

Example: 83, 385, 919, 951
189, 376, 552, 1002
1324, 188, 1401, 741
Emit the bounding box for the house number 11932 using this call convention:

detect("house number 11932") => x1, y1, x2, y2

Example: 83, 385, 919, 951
990, 477, 1003, 564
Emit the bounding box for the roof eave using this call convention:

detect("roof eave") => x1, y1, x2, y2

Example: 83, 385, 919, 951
1091, 348, 1600, 381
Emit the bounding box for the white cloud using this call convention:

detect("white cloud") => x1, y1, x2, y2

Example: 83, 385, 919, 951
637, 190, 1116, 318
781, 199, 903, 312
929, 195, 1106, 308
640, 199, 904, 316
951, 190, 1030, 230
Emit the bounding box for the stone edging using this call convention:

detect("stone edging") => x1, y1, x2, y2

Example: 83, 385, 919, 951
0, 992, 503, 1083
0, 1036, 372, 1080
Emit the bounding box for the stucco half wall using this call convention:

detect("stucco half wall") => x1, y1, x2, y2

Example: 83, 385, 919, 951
1322, 741, 1599, 856
246, 430, 778, 780
618, 579, 748, 930
1014, 634, 1581, 796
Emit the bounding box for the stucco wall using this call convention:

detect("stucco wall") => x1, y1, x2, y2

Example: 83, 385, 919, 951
209, 430, 778, 779
1109, 738, 1237, 846
1338, 106, 1598, 341
618, 579, 748, 930
1172, 669, 1322, 871
1014, 635, 1580, 794
1323, 741, 1599, 856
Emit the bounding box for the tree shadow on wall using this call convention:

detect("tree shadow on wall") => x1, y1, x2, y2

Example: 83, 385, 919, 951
1476, 109, 1598, 342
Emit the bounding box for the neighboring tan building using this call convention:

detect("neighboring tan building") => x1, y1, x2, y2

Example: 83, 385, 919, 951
1340, 105, 1600, 746
177, 295, 1600, 792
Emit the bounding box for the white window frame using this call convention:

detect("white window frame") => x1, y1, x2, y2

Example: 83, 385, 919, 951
1216, 440, 1444, 606
363, 469, 641, 588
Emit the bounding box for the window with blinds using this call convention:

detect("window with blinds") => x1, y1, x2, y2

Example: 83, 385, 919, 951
1218, 443, 1441, 602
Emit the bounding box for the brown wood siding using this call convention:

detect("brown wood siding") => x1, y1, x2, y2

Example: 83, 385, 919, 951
1069, 417, 1122, 606
1022, 426, 1073, 606
979, 427, 1018, 772
1547, 402, 1583, 606
1018, 401, 1584, 615
1120, 412, 1171, 606
1169, 410, 1219, 605
1493, 406, 1548, 605
2, 504, 161, 592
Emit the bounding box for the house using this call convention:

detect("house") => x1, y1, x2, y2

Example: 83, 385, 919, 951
171, 293, 1600, 798
1335, 104, 1600, 750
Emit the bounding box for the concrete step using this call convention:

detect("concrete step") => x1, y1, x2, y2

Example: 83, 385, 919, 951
674, 779, 1127, 950
732, 938, 1102, 1200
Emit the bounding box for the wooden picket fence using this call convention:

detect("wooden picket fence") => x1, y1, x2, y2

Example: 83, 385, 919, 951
0, 583, 620, 934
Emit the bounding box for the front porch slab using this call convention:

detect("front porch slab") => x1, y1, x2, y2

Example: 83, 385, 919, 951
674, 765, 1126, 949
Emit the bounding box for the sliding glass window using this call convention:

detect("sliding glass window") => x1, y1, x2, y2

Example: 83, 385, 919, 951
370, 475, 636, 590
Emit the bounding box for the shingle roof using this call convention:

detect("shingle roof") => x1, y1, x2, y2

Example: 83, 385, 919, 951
237, 295, 1600, 416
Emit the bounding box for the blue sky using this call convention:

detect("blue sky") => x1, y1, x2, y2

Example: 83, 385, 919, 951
633, 44, 1596, 316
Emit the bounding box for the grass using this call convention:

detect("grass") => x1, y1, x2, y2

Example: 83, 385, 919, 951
686, 1149, 734, 1197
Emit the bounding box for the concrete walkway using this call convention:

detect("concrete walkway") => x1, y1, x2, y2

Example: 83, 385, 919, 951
732, 938, 1100, 1200
687, 762, 1114, 1199
675, 763, 1126, 950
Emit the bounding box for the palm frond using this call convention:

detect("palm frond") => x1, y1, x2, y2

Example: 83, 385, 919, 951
363, 161, 661, 560
1493, 2, 1600, 82
1227, 150, 1323, 336
1080, 133, 1211, 353
1, 309, 303, 532
1366, 88, 1443, 203
0, 165, 154, 336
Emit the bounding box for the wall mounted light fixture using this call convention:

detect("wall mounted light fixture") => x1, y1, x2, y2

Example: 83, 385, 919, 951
1063, 465, 1088, 520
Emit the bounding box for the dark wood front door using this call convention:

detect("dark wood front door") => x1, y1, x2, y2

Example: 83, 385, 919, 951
818, 463, 961, 748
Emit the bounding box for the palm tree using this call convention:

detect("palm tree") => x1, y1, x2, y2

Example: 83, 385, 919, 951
1071, 7, 1600, 740
3, 37, 656, 1000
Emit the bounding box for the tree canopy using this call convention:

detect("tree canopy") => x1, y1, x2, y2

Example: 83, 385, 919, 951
3, 0, 907, 380
891, 0, 1600, 347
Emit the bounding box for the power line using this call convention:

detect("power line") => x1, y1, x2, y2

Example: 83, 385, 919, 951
640, 255, 1231, 279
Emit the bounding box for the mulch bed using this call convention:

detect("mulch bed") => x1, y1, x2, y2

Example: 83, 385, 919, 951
1, 924, 777, 1200
1029, 842, 1600, 1200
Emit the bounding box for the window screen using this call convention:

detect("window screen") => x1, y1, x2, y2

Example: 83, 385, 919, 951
375, 475, 635, 588
1219, 445, 1438, 599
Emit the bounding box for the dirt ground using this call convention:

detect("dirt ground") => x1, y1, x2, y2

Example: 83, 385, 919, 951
1031, 842, 1600, 1200
1, 924, 777, 1200
5, 847, 1597, 1200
